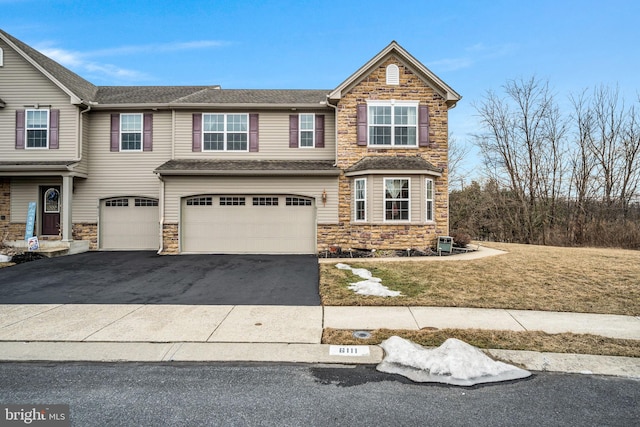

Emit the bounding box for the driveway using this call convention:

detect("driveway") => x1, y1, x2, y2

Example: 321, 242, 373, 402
0, 252, 320, 305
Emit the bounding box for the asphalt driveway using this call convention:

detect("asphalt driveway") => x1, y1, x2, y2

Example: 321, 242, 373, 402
0, 252, 320, 305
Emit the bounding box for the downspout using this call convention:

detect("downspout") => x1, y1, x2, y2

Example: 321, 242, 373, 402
325, 97, 338, 167
156, 174, 165, 255
76, 102, 94, 161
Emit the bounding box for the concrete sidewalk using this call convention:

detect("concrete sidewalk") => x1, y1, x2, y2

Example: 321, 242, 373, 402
0, 304, 638, 378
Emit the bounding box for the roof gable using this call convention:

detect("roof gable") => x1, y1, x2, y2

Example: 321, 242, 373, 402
0, 29, 97, 104
329, 41, 461, 108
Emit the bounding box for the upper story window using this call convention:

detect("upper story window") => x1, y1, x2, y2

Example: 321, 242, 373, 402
368, 101, 418, 147
299, 114, 315, 148
26, 109, 49, 149
110, 113, 152, 152
120, 113, 142, 151
384, 178, 410, 221
354, 178, 367, 222
203, 113, 248, 151
0, 47, 4, 67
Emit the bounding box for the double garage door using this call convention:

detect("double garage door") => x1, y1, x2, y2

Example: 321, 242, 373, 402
100, 197, 159, 250
181, 195, 316, 254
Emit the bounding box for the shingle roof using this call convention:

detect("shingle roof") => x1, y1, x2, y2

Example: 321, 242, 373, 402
346, 156, 443, 173
95, 87, 330, 105
155, 159, 340, 175
0, 29, 98, 101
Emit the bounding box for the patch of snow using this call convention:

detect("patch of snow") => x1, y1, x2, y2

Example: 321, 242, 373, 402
0, 254, 12, 263
335, 263, 401, 297
377, 336, 531, 386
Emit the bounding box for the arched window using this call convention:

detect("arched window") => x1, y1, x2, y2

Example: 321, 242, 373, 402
386, 64, 399, 85
44, 188, 60, 213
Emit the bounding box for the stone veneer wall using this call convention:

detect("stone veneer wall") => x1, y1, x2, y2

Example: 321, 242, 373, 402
0, 178, 10, 240
161, 223, 179, 254
72, 223, 98, 250
324, 56, 450, 251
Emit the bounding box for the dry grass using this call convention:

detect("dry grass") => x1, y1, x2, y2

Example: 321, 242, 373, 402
0, 262, 14, 269
320, 242, 640, 316
323, 328, 640, 358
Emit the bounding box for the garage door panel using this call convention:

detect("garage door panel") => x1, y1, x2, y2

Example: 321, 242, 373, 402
101, 198, 159, 250
181, 195, 315, 254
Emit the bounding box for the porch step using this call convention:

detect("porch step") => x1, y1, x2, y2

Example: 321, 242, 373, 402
33, 247, 69, 258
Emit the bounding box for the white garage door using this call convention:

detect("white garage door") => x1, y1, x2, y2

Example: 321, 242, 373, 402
100, 197, 159, 250
181, 195, 316, 254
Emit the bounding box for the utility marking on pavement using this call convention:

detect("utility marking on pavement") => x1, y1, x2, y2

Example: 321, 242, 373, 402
329, 345, 371, 356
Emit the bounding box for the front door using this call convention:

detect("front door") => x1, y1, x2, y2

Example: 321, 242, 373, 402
41, 186, 61, 236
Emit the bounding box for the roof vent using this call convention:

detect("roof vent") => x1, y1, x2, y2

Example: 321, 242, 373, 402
386, 64, 399, 85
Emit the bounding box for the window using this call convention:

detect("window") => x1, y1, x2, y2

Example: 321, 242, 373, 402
26, 109, 49, 148
220, 197, 246, 206
135, 198, 158, 207
105, 198, 129, 207
120, 114, 142, 151
0, 47, 3, 67
44, 188, 60, 213
368, 101, 418, 146
203, 113, 248, 151
425, 178, 434, 221
186, 197, 212, 206
286, 197, 312, 206
384, 178, 410, 221
299, 114, 314, 148
354, 178, 366, 221
253, 197, 278, 206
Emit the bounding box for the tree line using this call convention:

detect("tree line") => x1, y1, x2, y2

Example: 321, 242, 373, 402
449, 77, 640, 249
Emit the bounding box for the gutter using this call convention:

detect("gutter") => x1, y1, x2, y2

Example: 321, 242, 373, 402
154, 169, 342, 177
89, 102, 329, 110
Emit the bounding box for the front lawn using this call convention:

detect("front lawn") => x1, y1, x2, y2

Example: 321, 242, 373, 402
320, 242, 640, 316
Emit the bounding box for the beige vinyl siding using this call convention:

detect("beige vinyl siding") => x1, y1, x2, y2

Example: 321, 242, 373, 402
73, 113, 91, 175
10, 177, 62, 221
71, 111, 172, 222
173, 110, 335, 160
163, 176, 338, 223
0, 40, 79, 160
371, 175, 425, 223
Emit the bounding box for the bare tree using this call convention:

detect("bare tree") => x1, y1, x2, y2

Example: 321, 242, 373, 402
448, 132, 471, 189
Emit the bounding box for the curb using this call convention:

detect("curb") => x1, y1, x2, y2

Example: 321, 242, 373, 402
0, 342, 638, 379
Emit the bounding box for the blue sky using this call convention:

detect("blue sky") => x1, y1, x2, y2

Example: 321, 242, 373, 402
3, 0, 639, 178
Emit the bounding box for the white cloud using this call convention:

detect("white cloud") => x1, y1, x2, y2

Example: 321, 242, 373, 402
428, 42, 518, 73
35, 39, 227, 82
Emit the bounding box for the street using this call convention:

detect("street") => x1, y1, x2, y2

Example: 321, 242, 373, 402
1, 362, 638, 426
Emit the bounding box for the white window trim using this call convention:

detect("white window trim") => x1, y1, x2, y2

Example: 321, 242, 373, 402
426, 178, 435, 222
354, 178, 367, 222
299, 113, 315, 148
383, 177, 411, 222
0, 47, 3, 67
120, 113, 143, 152
25, 108, 49, 149
367, 100, 419, 148
202, 113, 249, 152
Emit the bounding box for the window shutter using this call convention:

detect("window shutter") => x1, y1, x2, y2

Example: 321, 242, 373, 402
356, 104, 367, 146
419, 105, 430, 147
143, 113, 153, 151
315, 114, 325, 148
110, 114, 120, 152
192, 113, 202, 152
249, 113, 259, 152
15, 109, 25, 149
289, 114, 299, 148
49, 109, 60, 149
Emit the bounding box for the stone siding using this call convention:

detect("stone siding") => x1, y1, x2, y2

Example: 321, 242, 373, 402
324, 56, 451, 251
161, 223, 179, 254
72, 223, 98, 250
0, 178, 10, 240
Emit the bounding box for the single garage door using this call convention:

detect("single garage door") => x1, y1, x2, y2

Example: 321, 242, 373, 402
181, 195, 316, 254
100, 197, 159, 250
